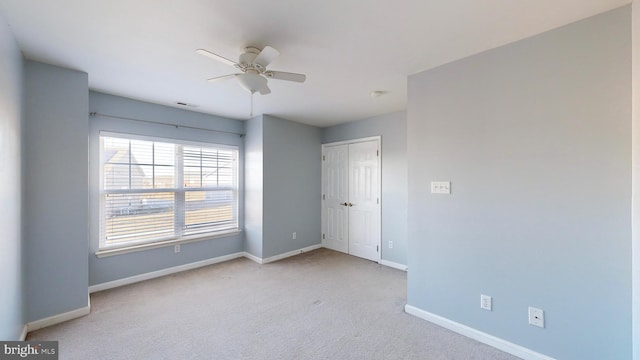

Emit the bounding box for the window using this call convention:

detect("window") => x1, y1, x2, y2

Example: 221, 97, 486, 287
99, 133, 238, 250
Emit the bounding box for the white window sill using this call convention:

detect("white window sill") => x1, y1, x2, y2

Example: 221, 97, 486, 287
94, 229, 242, 258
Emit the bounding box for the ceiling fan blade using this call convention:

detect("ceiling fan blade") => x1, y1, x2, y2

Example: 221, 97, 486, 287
265, 71, 306, 83
196, 49, 238, 67
258, 83, 271, 95
253, 46, 280, 68
207, 74, 239, 82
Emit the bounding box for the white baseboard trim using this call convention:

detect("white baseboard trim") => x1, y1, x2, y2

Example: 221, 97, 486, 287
19, 325, 27, 341
89, 252, 245, 293
404, 305, 555, 360
379, 259, 408, 271
242, 252, 264, 264
26, 296, 91, 333
262, 244, 322, 264
90, 246, 323, 294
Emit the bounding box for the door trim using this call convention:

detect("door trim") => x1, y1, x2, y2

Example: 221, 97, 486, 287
321, 136, 381, 262
322, 136, 381, 148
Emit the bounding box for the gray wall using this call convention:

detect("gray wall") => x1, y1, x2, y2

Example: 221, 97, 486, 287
633, 3, 640, 359
24, 61, 89, 322
243, 115, 322, 259
243, 115, 264, 258
407, 7, 631, 359
0, 12, 24, 339
88, 92, 245, 285
323, 111, 407, 266
263, 115, 322, 258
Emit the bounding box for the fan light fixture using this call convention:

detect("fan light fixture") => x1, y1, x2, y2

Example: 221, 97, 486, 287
237, 72, 268, 94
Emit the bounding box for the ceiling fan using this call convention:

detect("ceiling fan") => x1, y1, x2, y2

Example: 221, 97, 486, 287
196, 46, 306, 95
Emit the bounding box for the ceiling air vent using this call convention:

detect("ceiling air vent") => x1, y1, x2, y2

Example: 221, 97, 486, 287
176, 101, 199, 108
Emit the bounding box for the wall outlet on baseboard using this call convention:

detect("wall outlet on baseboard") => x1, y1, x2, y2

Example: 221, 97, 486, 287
174, 244, 180, 253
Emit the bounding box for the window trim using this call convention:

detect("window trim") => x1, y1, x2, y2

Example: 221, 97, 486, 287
94, 229, 242, 258
96, 131, 240, 256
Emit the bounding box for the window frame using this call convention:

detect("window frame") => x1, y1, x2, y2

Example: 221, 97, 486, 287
96, 131, 240, 256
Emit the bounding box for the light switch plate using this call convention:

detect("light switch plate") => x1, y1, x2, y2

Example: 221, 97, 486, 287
431, 181, 451, 194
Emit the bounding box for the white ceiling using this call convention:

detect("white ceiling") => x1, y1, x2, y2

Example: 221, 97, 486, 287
0, 0, 630, 127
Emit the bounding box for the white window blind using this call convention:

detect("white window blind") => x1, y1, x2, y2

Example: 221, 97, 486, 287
99, 134, 238, 250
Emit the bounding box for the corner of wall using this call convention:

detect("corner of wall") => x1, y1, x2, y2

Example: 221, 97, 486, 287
243, 115, 264, 258
261, 116, 322, 258
0, 9, 26, 340
631, 2, 640, 359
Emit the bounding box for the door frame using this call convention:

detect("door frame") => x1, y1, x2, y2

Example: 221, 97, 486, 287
321, 136, 381, 262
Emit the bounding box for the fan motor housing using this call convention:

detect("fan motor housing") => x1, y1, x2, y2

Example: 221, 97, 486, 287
239, 47, 261, 67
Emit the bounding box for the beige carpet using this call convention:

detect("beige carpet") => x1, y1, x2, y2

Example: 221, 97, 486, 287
28, 248, 520, 359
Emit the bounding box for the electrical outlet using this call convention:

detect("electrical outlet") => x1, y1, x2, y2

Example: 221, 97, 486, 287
292, 232, 297, 240
480, 294, 492, 311
528, 307, 544, 328
388, 240, 393, 249
174, 244, 180, 253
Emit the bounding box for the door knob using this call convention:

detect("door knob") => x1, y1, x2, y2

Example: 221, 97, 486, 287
348, 203, 354, 207
340, 202, 348, 206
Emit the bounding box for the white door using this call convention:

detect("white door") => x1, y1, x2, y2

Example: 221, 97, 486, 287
322, 138, 380, 262
322, 144, 348, 253
347, 141, 380, 261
